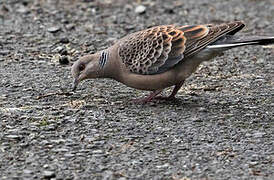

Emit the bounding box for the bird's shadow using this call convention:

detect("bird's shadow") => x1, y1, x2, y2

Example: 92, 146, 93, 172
113, 93, 206, 109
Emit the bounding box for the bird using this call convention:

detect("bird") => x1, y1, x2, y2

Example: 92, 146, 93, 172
71, 21, 274, 103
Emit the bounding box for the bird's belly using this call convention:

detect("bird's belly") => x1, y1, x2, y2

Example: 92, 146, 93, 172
118, 71, 179, 91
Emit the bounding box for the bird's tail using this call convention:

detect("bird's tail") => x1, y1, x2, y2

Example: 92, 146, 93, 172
207, 35, 274, 49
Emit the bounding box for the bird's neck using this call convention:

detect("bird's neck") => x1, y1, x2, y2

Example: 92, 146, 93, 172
98, 46, 121, 79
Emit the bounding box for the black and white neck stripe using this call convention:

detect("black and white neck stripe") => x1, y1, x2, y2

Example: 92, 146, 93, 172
99, 50, 109, 69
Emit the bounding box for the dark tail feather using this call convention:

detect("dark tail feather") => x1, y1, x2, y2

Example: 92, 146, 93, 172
208, 35, 274, 49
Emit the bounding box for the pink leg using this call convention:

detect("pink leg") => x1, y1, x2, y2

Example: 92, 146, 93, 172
132, 89, 163, 104
155, 81, 185, 101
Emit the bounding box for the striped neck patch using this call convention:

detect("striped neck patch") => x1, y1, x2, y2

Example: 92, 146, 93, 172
99, 50, 109, 69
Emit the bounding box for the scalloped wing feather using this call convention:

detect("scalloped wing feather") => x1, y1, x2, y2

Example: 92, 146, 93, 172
118, 21, 245, 75
118, 25, 187, 75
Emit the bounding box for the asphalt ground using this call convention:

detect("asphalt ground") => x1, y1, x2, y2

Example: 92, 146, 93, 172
0, 0, 273, 179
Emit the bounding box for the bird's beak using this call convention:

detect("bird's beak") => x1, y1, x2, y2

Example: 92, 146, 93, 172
72, 78, 79, 91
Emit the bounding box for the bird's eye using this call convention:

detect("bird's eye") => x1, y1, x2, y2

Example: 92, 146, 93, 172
79, 64, 85, 72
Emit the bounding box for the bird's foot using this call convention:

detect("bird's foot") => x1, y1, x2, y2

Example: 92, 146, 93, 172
154, 95, 176, 101
131, 98, 153, 104
130, 90, 163, 104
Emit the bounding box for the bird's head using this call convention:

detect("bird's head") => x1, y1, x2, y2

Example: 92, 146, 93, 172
71, 53, 101, 91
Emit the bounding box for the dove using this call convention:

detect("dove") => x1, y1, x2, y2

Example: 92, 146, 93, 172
71, 21, 274, 103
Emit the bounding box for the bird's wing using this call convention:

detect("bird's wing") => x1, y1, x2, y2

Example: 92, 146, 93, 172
118, 21, 245, 75
181, 21, 245, 57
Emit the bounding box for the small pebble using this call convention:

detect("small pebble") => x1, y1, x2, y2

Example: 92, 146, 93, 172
135, 5, 146, 14
59, 56, 69, 65
16, 6, 30, 14
253, 132, 265, 138
53, 46, 64, 53
5, 135, 22, 140
156, 163, 170, 169
0, 50, 10, 55
48, 26, 61, 33
43, 170, 56, 178
164, 5, 175, 14
59, 37, 69, 44
65, 23, 75, 30
60, 49, 68, 56
64, 153, 75, 158
92, 149, 104, 154
23, 169, 33, 174
124, 25, 135, 31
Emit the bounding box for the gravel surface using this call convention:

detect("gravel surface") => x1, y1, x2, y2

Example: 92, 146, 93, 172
0, 0, 273, 179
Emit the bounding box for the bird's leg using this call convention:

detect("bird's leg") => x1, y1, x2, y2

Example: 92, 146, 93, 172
167, 81, 185, 99
132, 89, 163, 104
155, 81, 185, 101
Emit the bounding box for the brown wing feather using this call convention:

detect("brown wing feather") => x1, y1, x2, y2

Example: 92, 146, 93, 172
118, 21, 245, 75
181, 21, 245, 57
118, 25, 186, 75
